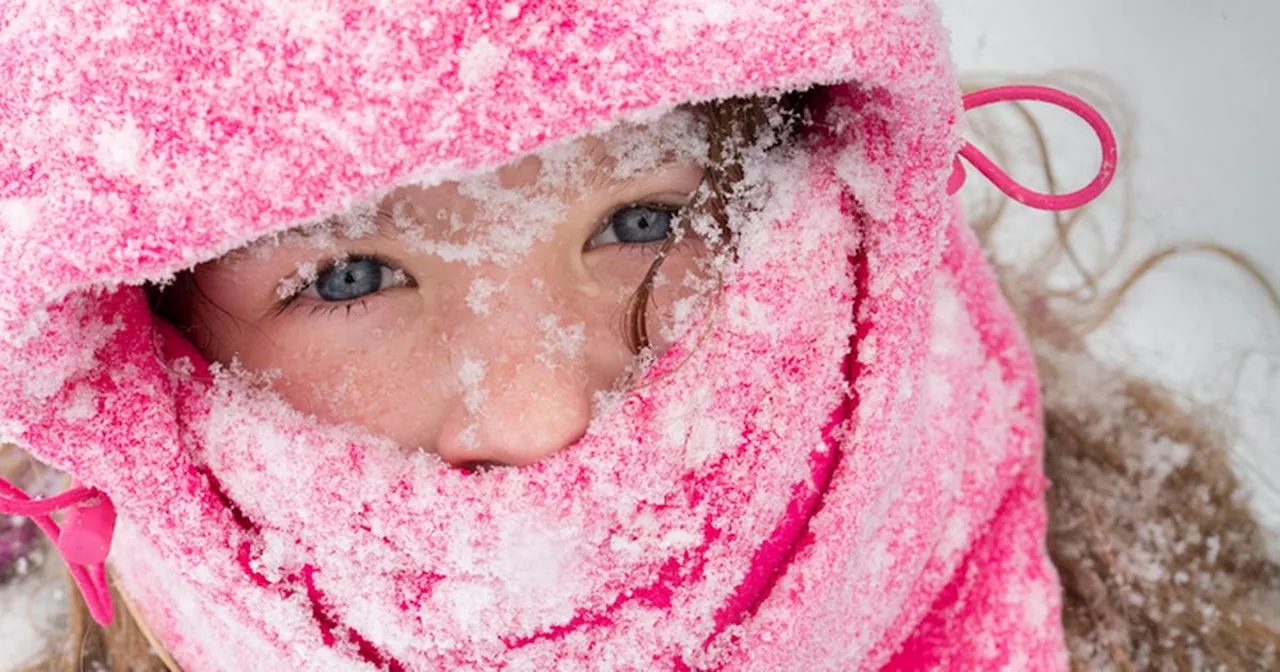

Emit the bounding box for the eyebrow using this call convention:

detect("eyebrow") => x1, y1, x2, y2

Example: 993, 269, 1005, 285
346, 143, 687, 240
344, 200, 436, 241
582, 140, 614, 188
370, 209, 408, 239
578, 140, 685, 196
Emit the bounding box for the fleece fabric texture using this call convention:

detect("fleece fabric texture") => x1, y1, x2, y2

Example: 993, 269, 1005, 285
0, 1, 1068, 669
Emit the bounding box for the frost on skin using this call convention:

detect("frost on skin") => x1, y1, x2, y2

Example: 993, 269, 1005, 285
457, 357, 487, 414
465, 278, 503, 316
451, 357, 488, 450
276, 260, 319, 300
536, 315, 585, 367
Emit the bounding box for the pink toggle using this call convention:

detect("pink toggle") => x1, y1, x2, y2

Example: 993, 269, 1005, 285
0, 478, 116, 625
58, 491, 118, 565
947, 85, 1119, 212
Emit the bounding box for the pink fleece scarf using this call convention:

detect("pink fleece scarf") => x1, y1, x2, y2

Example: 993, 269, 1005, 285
0, 1, 1103, 668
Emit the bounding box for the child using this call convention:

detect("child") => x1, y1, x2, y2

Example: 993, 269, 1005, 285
1, 1, 1275, 670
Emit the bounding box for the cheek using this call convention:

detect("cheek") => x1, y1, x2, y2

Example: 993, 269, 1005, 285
231, 315, 454, 449
583, 241, 710, 300
648, 241, 712, 303
581, 241, 713, 352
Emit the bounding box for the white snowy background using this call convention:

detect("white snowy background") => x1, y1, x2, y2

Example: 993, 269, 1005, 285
3, 1, 1278, 668
940, 0, 1280, 535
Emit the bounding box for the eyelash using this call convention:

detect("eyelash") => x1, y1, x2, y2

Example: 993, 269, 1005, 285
272, 253, 405, 316
288, 299, 376, 318
588, 202, 684, 252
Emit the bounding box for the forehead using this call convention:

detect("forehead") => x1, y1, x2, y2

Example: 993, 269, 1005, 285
214, 110, 709, 263
383, 112, 710, 210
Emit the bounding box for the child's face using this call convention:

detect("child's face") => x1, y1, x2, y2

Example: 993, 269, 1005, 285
185, 124, 710, 468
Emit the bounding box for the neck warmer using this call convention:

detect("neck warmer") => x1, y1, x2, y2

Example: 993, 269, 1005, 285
0, 1, 1115, 669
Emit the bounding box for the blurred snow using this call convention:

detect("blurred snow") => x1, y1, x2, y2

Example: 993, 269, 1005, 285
0, 557, 63, 669
941, 0, 1280, 535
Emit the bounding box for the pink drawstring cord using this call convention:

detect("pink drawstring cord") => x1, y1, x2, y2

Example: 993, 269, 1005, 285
948, 85, 1118, 212
0, 478, 116, 625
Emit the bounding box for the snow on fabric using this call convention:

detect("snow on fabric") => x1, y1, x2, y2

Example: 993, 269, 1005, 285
0, 0, 1067, 670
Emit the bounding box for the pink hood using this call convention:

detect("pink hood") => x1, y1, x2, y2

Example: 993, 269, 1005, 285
1, 1, 1074, 669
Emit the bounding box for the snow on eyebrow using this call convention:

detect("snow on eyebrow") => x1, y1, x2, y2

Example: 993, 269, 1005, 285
447, 169, 567, 267
537, 109, 708, 193
241, 202, 384, 264
205, 106, 714, 280
407, 109, 708, 267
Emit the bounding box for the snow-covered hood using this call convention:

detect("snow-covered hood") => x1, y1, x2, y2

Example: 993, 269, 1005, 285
0, 1, 1069, 669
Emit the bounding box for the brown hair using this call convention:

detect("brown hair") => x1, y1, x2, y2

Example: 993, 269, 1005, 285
964, 73, 1280, 669
624, 91, 812, 353
7, 82, 1280, 670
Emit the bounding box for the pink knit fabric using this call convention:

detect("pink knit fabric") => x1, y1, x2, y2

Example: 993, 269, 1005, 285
1, 1, 1070, 669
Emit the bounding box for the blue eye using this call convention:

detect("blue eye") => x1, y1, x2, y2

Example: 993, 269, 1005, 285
588, 205, 677, 248
303, 258, 397, 302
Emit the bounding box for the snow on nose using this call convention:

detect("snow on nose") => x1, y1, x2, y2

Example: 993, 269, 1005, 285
434, 355, 591, 468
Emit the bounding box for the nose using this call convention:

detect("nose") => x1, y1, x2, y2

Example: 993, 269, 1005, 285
434, 350, 592, 469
